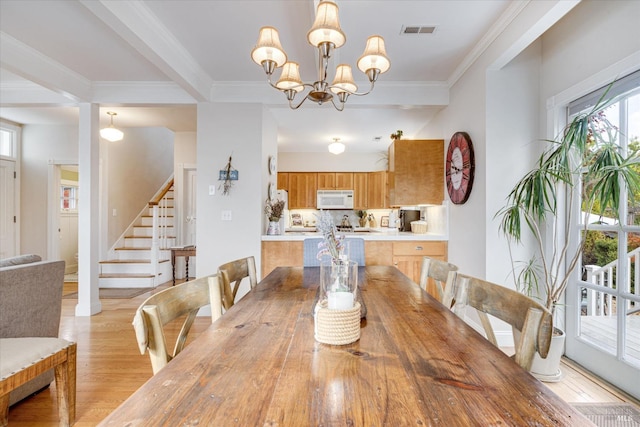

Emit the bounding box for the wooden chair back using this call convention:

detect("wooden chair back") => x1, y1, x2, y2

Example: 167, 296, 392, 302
450, 273, 553, 371
217, 256, 258, 310
418, 257, 458, 300
132, 274, 223, 374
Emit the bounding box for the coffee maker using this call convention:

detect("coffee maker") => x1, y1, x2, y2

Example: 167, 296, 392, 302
399, 209, 420, 232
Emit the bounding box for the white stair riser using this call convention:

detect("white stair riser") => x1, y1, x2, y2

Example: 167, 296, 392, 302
141, 217, 174, 227
100, 263, 152, 274
124, 237, 176, 248
99, 277, 156, 288
132, 226, 174, 237
98, 264, 173, 288
115, 249, 171, 260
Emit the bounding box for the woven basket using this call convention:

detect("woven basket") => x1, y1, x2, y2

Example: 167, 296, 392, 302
410, 220, 428, 234
314, 301, 361, 345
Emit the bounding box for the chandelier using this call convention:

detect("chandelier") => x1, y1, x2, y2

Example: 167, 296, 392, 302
251, 0, 390, 111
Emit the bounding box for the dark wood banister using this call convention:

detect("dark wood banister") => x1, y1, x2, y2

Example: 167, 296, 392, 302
149, 179, 174, 206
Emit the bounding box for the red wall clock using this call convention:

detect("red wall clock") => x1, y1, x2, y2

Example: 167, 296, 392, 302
446, 131, 475, 204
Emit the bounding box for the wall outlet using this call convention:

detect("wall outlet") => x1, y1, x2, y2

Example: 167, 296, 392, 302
221, 210, 232, 221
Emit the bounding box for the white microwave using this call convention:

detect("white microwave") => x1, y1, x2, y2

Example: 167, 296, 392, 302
317, 190, 354, 209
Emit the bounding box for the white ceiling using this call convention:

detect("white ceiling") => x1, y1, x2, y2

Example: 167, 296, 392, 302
0, 0, 515, 153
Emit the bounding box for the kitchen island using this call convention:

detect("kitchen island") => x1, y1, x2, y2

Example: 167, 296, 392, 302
262, 229, 448, 294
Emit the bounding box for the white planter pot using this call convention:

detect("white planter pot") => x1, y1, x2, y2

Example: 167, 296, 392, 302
530, 327, 565, 382
512, 326, 565, 382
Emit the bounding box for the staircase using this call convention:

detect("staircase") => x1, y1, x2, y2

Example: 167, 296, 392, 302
99, 180, 175, 288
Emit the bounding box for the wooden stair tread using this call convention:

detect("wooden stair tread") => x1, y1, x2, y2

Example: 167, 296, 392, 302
99, 273, 160, 279
124, 235, 176, 239
100, 259, 151, 264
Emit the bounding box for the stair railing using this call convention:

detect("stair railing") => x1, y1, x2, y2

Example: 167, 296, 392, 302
149, 179, 174, 280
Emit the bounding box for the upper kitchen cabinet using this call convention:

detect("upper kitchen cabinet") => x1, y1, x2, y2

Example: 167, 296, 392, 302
353, 172, 368, 209
288, 173, 317, 209
317, 172, 353, 190
367, 171, 388, 209
388, 139, 444, 206
277, 172, 289, 192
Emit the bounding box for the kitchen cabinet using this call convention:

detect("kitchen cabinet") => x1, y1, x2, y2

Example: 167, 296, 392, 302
317, 172, 353, 190
261, 241, 303, 277
367, 171, 388, 209
353, 173, 368, 209
364, 241, 393, 265
392, 240, 448, 296
388, 139, 444, 206
288, 173, 317, 209
277, 173, 289, 191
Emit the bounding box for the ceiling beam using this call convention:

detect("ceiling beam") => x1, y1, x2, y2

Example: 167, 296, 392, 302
0, 32, 92, 102
79, 0, 212, 102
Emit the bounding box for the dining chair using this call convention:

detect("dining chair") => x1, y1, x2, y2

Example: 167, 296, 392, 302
217, 256, 258, 310
303, 237, 365, 267
449, 273, 553, 371
132, 274, 223, 374
418, 257, 458, 301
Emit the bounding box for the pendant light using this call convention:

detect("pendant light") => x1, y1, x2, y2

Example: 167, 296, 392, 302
100, 111, 124, 142
328, 137, 345, 155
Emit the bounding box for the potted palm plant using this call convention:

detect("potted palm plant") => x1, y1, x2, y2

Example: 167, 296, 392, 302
496, 90, 639, 380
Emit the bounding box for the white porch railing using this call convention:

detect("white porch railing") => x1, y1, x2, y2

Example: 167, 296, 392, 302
584, 247, 640, 316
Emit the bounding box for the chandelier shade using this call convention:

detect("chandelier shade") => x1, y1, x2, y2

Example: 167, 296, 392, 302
276, 62, 304, 92
251, 0, 389, 111
251, 26, 287, 70
100, 111, 123, 142
357, 35, 391, 74
331, 64, 357, 94
307, 0, 345, 48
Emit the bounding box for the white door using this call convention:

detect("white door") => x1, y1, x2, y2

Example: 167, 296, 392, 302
565, 81, 640, 399
0, 159, 16, 258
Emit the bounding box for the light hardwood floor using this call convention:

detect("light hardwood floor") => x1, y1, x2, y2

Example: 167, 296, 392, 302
6, 280, 640, 426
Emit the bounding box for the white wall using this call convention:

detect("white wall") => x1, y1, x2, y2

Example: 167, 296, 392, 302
196, 103, 277, 293
175, 131, 196, 165
105, 127, 174, 248
21, 124, 78, 257
485, 41, 542, 287
278, 151, 388, 172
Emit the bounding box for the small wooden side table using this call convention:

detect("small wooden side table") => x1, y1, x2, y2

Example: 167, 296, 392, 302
170, 246, 196, 286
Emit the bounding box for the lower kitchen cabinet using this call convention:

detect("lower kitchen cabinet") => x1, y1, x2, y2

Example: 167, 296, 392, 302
261, 241, 303, 277
392, 241, 448, 297
364, 241, 393, 265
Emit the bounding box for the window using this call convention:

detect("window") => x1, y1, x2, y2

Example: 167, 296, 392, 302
60, 184, 78, 212
0, 128, 16, 158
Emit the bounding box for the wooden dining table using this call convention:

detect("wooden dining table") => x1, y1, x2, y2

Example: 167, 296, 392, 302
100, 266, 593, 426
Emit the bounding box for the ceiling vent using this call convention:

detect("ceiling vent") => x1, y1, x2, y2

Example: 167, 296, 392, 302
401, 25, 436, 35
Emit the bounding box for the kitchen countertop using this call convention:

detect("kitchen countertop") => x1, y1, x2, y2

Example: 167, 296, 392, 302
262, 228, 448, 241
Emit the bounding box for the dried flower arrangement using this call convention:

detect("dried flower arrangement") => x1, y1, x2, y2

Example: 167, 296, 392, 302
264, 199, 285, 222
315, 211, 345, 261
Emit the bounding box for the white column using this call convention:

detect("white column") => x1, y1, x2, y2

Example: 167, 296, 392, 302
76, 103, 102, 316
